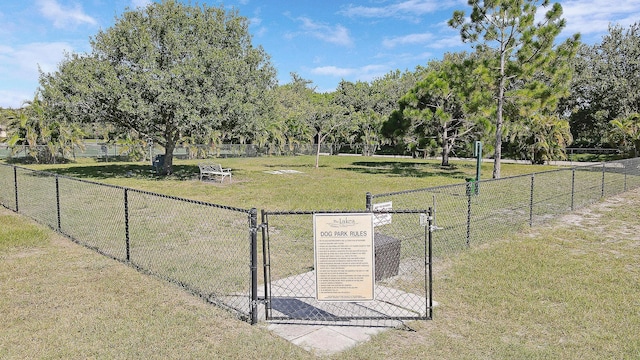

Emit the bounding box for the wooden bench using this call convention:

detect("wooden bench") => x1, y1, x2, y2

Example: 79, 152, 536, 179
198, 163, 232, 183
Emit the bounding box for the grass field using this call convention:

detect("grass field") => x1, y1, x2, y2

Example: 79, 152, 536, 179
2, 186, 639, 358
2, 155, 639, 357
16, 155, 561, 210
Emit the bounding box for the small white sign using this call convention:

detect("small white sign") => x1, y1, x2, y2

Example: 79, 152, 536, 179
372, 201, 392, 227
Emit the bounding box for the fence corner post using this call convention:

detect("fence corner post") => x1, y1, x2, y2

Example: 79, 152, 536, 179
249, 208, 259, 325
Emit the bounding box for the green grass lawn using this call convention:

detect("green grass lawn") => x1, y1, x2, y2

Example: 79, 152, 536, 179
2, 187, 639, 359
19, 155, 560, 210
3, 155, 639, 358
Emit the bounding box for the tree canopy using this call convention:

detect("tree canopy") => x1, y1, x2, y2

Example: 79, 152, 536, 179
41, 0, 276, 174
449, 0, 579, 177
5, 2, 637, 169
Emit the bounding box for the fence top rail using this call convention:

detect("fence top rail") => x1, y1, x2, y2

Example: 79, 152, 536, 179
4, 163, 252, 214
263, 209, 430, 216
370, 162, 610, 199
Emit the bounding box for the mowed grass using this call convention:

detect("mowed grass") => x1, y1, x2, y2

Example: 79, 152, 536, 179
2, 186, 639, 358
0, 209, 312, 359
23, 155, 560, 210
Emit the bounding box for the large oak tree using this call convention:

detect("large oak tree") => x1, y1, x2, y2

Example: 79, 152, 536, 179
41, 0, 276, 174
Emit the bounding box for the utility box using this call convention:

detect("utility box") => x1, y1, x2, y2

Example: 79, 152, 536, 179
374, 233, 401, 281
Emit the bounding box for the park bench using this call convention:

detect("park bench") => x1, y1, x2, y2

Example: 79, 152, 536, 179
198, 163, 232, 183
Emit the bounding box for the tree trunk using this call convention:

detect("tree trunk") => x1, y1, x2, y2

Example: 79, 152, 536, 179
161, 138, 175, 176
441, 124, 450, 166
493, 51, 507, 179
315, 131, 322, 168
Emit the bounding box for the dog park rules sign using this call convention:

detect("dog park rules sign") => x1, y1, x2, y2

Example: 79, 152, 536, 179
313, 213, 375, 302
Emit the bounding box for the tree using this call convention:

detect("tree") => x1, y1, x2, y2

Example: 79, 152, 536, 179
5, 93, 85, 163
563, 23, 640, 148
41, 0, 276, 174
449, 0, 579, 177
308, 92, 351, 168
609, 113, 640, 157
333, 80, 379, 155
269, 73, 315, 155
506, 114, 572, 163
384, 54, 490, 165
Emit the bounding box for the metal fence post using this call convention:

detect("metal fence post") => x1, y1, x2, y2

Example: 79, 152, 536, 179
365, 192, 372, 211
529, 174, 535, 227
55, 176, 61, 231
124, 188, 130, 262
601, 163, 606, 198
250, 208, 259, 325
261, 210, 271, 320
426, 207, 433, 320
13, 166, 19, 212
466, 181, 472, 247
571, 169, 575, 211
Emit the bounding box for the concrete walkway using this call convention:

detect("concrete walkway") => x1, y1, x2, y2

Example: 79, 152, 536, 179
257, 270, 432, 356
266, 322, 390, 356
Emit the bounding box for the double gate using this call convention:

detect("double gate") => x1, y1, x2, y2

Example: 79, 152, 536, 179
259, 209, 433, 325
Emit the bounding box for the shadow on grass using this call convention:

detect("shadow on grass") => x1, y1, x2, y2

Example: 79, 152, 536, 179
341, 161, 469, 179
43, 164, 200, 181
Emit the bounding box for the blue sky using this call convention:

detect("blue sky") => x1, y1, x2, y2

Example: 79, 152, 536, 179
1, 0, 639, 108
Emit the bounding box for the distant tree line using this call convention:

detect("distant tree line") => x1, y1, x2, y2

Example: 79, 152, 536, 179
1, 0, 639, 177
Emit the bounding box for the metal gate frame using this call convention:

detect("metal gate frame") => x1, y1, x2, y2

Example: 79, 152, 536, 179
260, 209, 433, 325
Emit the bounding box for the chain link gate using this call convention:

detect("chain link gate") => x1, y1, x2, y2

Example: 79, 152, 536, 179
260, 209, 433, 326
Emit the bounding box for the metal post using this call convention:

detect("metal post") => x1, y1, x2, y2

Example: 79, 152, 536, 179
601, 163, 606, 198
466, 181, 472, 247
250, 208, 259, 325
529, 175, 535, 227
427, 207, 433, 320
261, 209, 271, 320
365, 192, 372, 211
571, 169, 575, 211
124, 189, 130, 262
13, 166, 18, 212
55, 176, 61, 231
474, 141, 482, 195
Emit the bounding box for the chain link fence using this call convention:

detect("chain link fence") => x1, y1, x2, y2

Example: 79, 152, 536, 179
2, 157, 639, 326
369, 158, 640, 258
0, 143, 350, 161
0, 163, 258, 322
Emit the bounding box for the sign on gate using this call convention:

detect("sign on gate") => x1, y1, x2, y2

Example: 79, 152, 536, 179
313, 213, 375, 302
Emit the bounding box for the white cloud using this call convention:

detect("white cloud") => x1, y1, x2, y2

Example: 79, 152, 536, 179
311, 66, 354, 77
131, 0, 152, 9
0, 42, 74, 107
339, 0, 452, 19
0, 89, 34, 109
310, 64, 388, 83
296, 17, 353, 47
0, 42, 72, 77
555, 0, 640, 39
383, 33, 434, 48
37, 0, 97, 28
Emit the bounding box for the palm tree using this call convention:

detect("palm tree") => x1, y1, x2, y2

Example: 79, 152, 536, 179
610, 113, 640, 157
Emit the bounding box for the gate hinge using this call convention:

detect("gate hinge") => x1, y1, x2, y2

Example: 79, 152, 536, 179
250, 223, 267, 234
